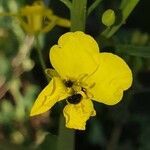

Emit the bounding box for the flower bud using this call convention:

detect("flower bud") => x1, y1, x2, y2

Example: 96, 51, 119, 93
102, 9, 115, 27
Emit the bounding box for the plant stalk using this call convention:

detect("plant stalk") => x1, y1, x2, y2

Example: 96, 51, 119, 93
70, 0, 87, 32
57, 114, 75, 150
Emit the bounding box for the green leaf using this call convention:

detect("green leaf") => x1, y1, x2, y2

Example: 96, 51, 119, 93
116, 45, 150, 58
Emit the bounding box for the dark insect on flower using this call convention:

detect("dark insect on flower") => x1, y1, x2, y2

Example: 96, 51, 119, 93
64, 80, 74, 88
67, 94, 82, 104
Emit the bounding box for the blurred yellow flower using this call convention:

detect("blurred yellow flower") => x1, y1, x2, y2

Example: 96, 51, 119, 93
0, 1, 70, 35
30, 31, 132, 130
19, 1, 70, 34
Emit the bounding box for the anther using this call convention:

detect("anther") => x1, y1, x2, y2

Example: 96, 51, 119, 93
64, 80, 73, 88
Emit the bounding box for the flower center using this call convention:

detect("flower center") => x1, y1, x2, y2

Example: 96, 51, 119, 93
64, 77, 94, 105
64, 80, 73, 88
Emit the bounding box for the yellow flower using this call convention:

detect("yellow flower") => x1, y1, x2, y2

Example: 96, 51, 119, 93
30, 31, 132, 130
19, 1, 70, 34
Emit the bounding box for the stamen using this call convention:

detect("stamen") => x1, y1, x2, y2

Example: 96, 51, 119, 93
77, 74, 88, 82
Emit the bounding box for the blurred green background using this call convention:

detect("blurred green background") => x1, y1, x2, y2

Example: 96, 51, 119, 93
0, 0, 150, 150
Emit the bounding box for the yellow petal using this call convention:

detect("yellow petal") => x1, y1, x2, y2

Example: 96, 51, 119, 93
50, 31, 100, 79
86, 53, 133, 105
63, 99, 96, 130
30, 77, 68, 116
41, 9, 70, 32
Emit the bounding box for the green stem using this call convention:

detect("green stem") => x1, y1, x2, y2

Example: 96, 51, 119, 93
70, 0, 87, 32
35, 36, 49, 82
57, 114, 75, 150
88, 0, 103, 15
101, 0, 139, 38
57, 1, 88, 150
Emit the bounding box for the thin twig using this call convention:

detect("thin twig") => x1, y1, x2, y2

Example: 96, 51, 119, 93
0, 35, 34, 99
12, 35, 35, 68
